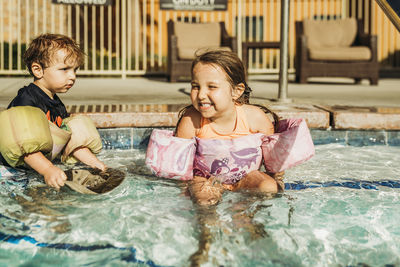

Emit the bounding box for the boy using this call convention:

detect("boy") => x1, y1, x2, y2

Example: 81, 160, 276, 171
0, 33, 106, 189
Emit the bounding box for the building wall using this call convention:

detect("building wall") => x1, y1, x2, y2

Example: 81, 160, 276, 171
0, 0, 399, 76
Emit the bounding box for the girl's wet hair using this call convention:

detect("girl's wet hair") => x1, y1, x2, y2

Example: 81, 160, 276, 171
177, 50, 279, 132
24, 33, 85, 76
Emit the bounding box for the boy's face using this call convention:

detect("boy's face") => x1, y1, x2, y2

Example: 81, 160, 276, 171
33, 49, 79, 98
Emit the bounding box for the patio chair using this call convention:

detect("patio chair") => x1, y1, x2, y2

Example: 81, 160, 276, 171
295, 18, 379, 85
167, 20, 237, 82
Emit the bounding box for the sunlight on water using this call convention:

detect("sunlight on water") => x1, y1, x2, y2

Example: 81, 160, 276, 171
0, 144, 400, 266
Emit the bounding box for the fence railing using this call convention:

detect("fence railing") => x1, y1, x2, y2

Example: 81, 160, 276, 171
0, 0, 399, 77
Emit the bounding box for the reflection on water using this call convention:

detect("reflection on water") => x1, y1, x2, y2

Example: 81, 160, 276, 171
0, 145, 399, 266
12, 186, 72, 234
189, 195, 276, 267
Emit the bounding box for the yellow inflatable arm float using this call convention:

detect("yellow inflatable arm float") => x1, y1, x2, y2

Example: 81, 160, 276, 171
61, 115, 103, 164
0, 107, 102, 167
0, 106, 56, 167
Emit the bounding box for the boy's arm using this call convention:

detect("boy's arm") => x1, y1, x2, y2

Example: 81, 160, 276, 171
24, 152, 67, 189
72, 147, 107, 171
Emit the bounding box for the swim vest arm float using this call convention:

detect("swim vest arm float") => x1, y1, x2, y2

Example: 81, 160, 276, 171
262, 118, 315, 173
61, 115, 103, 164
0, 106, 54, 167
145, 129, 196, 180
145, 119, 314, 181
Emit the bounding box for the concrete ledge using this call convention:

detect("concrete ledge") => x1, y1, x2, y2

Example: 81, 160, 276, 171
3, 104, 400, 130
70, 103, 330, 129
73, 112, 179, 128
269, 103, 330, 129
320, 106, 400, 130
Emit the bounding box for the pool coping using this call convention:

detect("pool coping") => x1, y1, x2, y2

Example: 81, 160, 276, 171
63, 103, 400, 149
1, 103, 400, 147
65, 103, 400, 130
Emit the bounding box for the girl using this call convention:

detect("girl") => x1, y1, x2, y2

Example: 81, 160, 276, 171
175, 50, 283, 205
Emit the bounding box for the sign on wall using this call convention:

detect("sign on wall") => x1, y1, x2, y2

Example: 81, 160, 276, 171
51, 0, 112, 5
160, 0, 227, 11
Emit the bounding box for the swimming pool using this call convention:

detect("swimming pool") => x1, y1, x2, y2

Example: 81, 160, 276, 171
0, 129, 400, 267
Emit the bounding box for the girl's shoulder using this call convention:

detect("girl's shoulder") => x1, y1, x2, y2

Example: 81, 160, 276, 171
175, 106, 201, 139
241, 103, 265, 113
181, 105, 202, 124
241, 104, 274, 135
241, 104, 270, 119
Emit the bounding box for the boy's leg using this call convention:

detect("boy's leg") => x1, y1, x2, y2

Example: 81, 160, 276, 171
72, 147, 107, 171
234, 170, 283, 193
189, 176, 224, 206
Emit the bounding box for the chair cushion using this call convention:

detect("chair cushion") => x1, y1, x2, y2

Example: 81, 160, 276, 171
303, 18, 357, 48
178, 46, 232, 60
308, 46, 371, 61
174, 22, 221, 59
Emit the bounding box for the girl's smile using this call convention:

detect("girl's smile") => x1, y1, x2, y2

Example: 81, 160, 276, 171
190, 62, 237, 123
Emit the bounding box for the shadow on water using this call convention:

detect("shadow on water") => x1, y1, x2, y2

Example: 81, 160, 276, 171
10, 185, 73, 234
128, 162, 284, 265
189, 191, 283, 267
85, 160, 299, 265
7, 167, 127, 235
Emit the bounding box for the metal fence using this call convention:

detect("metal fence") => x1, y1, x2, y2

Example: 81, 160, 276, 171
1, 0, 399, 77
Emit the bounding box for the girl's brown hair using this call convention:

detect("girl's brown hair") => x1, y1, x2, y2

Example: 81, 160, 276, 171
177, 50, 279, 132
23, 33, 85, 76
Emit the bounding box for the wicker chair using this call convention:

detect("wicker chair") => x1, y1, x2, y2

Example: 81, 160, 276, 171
167, 20, 237, 82
295, 18, 379, 85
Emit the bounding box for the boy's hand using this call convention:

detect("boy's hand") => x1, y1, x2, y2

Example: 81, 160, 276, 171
24, 151, 67, 190
42, 165, 67, 190
91, 160, 107, 172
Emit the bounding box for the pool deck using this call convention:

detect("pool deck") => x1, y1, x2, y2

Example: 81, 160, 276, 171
0, 75, 399, 130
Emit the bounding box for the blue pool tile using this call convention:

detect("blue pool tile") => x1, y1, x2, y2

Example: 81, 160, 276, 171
284, 180, 395, 190
310, 129, 346, 145
98, 127, 400, 149
99, 128, 132, 149
387, 131, 400, 146
347, 130, 386, 146
132, 128, 155, 149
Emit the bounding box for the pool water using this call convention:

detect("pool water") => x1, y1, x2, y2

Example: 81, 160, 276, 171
0, 144, 400, 267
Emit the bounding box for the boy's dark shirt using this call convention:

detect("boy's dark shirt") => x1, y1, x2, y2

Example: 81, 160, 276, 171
8, 83, 69, 125
0, 83, 69, 167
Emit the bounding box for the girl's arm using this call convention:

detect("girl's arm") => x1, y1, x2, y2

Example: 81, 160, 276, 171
244, 105, 283, 192
244, 104, 275, 135
175, 107, 201, 139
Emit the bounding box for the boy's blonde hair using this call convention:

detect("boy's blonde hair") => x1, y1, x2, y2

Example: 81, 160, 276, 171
23, 33, 85, 76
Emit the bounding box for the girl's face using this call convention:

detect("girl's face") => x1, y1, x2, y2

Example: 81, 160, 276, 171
191, 62, 237, 121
